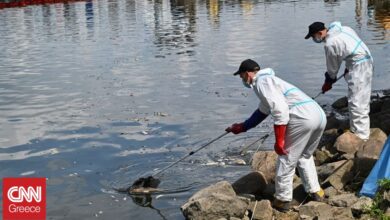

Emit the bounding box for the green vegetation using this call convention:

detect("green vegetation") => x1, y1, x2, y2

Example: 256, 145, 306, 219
365, 179, 390, 220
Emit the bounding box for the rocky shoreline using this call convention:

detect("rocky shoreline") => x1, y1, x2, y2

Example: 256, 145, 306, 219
181, 94, 390, 220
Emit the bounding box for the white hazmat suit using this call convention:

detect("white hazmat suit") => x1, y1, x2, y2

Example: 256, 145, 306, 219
251, 68, 326, 202
325, 21, 373, 140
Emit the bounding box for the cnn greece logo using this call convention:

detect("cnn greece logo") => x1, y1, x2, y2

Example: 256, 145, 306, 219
8, 185, 42, 202
3, 177, 46, 220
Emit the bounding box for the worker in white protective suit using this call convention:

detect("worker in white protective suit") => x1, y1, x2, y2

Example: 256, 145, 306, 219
305, 21, 373, 140
226, 59, 326, 212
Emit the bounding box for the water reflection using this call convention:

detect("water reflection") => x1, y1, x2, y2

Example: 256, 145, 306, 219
368, 0, 390, 39
151, 0, 198, 57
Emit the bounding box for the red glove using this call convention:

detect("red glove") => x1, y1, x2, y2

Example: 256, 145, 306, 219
274, 124, 288, 155
322, 82, 333, 93
225, 123, 246, 134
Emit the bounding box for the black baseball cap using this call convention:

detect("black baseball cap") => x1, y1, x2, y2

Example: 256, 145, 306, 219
233, 59, 260, 76
305, 22, 326, 39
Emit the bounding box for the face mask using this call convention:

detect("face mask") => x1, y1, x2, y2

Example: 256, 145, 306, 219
242, 79, 252, 89
312, 37, 324, 43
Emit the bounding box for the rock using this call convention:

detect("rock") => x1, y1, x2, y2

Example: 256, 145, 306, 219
330, 207, 354, 219
379, 190, 390, 211
334, 131, 365, 154
324, 186, 339, 198
248, 200, 273, 220
231, 158, 246, 166
327, 160, 354, 190
181, 181, 249, 220
328, 193, 359, 207
314, 149, 333, 166
299, 201, 354, 219
370, 99, 384, 114
325, 114, 349, 131
355, 128, 387, 177
299, 201, 333, 219
316, 160, 347, 181
272, 209, 299, 220
332, 96, 348, 109
370, 109, 390, 135
320, 129, 341, 153
251, 151, 278, 183
385, 207, 390, 217
350, 196, 373, 216
232, 172, 267, 197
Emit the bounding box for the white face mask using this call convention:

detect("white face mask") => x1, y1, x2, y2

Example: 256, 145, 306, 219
312, 36, 324, 43
242, 79, 253, 89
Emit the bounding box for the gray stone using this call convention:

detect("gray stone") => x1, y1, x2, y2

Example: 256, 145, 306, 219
299, 201, 354, 219
327, 160, 355, 190
332, 96, 348, 109
350, 196, 373, 216
355, 128, 387, 177
314, 149, 334, 166
334, 131, 365, 154
324, 186, 339, 198
385, 207, 390, 217
248, 200, 273, 220
181, 181, 249, 220
251, 151, 278, 184
232, 172, 267, 197
316, 160, 347, 182
329, 207, 354, 219
272, 209, 299, 220
328, 193, 359, 207
299, 201, 333, 219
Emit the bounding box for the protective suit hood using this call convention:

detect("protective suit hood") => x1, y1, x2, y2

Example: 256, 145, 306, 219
252, 68, 276, 86
326, 21, 343, 41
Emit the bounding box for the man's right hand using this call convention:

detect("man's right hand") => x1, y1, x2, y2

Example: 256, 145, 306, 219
322, 81, 333, 93
225, 123, 246, 134
322, 72, 337, 94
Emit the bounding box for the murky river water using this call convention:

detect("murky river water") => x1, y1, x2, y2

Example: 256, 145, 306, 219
0, 0, 389, 219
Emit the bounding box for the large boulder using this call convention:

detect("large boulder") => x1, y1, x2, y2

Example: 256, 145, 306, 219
328, 193, 359, 207
251, 151, 278, 184
333, 131, 365, 154
232, 172, 267, 197
181, 181, 249, 220
354, 128, 387, 177
248, 200, 273, 220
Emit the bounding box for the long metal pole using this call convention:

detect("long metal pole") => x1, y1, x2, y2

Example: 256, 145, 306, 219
152, 131, 230, 177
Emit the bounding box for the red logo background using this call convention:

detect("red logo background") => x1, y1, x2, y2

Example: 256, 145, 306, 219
3, 177, 46, 220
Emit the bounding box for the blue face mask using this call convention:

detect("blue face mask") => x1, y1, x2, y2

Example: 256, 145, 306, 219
242, 79, 252, 89
312, 37, 324, 43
